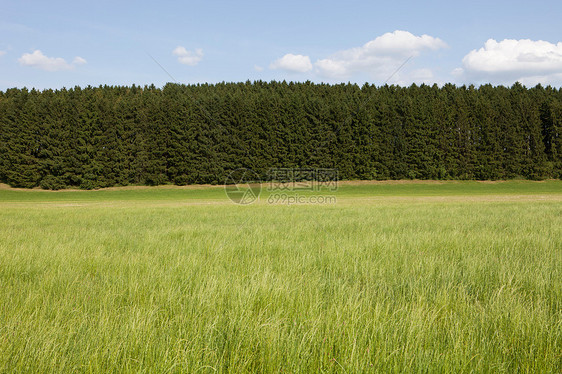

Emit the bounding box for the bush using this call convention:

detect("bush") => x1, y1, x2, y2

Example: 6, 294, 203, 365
40, 175, 65, 190
174, 174, 189, 186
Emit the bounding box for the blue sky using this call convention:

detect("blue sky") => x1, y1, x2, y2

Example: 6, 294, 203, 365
2, 0, 562, 90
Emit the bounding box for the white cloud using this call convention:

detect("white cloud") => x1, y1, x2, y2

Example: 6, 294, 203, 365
73, 56, 87, 65
458, 38, 562, 85
173, 46, 203, 66
270, 53, 313, 73
254, 64, 264, 72
0, 50, 6, 57
314, 30, 447, 79
451, 67, 464, 77
18, 50, 86, 71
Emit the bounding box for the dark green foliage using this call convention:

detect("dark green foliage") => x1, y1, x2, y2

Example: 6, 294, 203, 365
0, 82, 561, 189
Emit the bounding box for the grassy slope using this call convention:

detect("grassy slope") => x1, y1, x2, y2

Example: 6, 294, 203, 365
0, 181, 561, 372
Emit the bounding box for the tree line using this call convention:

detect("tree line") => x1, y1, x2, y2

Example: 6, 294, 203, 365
0, 81, 561, 189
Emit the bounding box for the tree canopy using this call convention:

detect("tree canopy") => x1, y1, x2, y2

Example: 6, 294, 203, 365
0, 81, 560, 189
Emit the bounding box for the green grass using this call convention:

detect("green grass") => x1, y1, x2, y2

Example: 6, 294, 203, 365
0, 181, 561, 372
1, 179, 561, 203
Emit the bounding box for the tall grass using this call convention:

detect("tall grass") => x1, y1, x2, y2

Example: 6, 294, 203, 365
0, 182, 561, 372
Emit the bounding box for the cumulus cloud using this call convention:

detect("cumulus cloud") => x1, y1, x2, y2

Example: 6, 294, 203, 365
18, 50, 86, 71
314, 30, 447, 79
270, 53, 313, 73
172, 46, 203, 66
457, 38, 562, 85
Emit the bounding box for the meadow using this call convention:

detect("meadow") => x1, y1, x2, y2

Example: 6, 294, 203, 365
0, 181, 561, 372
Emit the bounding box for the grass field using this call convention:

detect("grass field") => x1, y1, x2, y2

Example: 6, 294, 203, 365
0, 181, 561, 372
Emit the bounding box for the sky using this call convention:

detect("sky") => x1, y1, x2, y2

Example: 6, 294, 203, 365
2, 0, 562, 90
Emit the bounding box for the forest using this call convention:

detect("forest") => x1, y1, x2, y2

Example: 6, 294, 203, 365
0, 81, 561, 189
